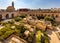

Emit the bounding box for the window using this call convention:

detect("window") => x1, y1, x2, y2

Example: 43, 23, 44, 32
12, 14, 14, 18
6, 14, 9, 19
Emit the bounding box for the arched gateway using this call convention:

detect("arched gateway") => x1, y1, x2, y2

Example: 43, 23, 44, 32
6, 14, 9, 19
11, 14, 14, 18
0, 15, 2, 20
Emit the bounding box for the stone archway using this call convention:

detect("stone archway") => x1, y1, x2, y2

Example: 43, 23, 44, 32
6, 14, 9, 19
0, 15, 2, 20
11, 14, 14, 18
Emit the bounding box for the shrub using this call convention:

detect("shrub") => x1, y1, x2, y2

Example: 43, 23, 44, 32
0, 32, 3, 36
44, 16, 58, 26
43, 32, 50, 43
27, 32, 34, 43
8, 20, 14, 24
20, 14, 26, 18
14, 17, 22, 22
1, 30, 15, 39
0, 26, 15, 39
1, 22, 9, 26
51, 21, 58, 26
37, 15, 45, 20
44, 16, 54, 21
44, 35, 50, 43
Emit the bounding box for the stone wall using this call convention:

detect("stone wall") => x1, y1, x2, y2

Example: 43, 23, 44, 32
0, 10, 60, 20
0, 11, 19, 20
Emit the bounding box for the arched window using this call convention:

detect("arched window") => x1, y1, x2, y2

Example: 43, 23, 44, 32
0, 15, 2, 20
6, 14, 9, 19
33, 14, 35, 16
56, 15, 58, 18
11, 14, 14, 18
52, 14, 54, 17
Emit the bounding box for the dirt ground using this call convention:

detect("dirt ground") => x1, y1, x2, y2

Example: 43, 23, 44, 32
47, 29, 60, 43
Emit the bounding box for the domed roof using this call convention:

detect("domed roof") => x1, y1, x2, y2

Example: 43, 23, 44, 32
6, 6, 15, 12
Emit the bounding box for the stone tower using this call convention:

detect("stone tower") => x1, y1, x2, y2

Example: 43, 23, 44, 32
12, 0, 14, 7
6, 0, 15, 12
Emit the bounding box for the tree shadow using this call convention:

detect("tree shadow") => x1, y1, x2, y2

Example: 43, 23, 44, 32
46, 29, 52, 35
46, 29, 52, 40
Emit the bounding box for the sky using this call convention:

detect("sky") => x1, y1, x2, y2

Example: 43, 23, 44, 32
0, 0, 60, 9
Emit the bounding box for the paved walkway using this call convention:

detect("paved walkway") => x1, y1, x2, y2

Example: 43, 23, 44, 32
47, 29, 60, 43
